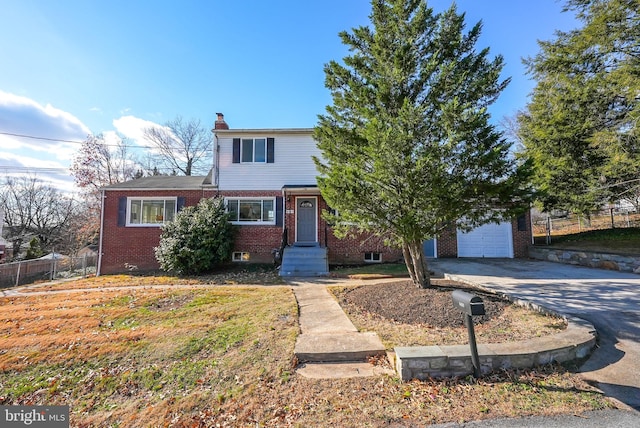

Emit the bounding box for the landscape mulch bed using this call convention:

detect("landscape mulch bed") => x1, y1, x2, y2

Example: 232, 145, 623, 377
332, 278, 567, 347
343, 279, 506, 328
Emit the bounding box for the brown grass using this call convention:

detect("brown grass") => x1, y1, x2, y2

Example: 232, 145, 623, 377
0, 276, 614, 427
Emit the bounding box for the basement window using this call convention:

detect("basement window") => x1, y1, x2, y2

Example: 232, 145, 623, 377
364, 252, 382, 263
233, 252, 250, 262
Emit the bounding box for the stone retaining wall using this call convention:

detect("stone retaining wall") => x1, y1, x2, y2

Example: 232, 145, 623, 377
528, 246, 640, 273
394, 316, 596, 381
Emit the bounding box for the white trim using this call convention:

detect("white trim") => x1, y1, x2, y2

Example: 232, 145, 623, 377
364, 252, 382, 263
295, 196, 318, 243
97, 189, 106, 276
215, 128, 313, 135
232, 252, 250, 262
240, 137, 267, 164
225, 197, 277, 225
126, 196, 177, 227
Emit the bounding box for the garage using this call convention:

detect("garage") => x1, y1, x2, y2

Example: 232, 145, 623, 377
457, 221, 514, 258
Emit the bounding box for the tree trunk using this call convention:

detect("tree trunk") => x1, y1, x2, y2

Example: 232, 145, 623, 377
402, 243, 418, 285
402, 240, 431, 288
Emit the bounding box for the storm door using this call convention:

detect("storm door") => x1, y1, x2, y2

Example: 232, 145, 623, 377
295, 197, 317, 244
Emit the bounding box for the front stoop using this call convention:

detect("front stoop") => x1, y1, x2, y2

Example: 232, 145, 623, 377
279, 245, 329, 277
295, 332, 386, 363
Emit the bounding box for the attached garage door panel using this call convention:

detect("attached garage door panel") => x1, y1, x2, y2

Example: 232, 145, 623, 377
457, 222, 513, 258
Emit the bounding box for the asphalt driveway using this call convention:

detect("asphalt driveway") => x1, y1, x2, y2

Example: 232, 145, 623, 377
429, 258, 640, 412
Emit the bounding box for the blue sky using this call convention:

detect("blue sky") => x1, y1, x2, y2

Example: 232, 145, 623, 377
0, 0, 577, 191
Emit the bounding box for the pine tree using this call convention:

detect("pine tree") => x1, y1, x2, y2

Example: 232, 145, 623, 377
519, 0, 640, 214
314, 0, 531, 288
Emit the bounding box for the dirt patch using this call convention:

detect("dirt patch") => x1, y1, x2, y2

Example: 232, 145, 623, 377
332, 279, 567, 347
144, 292, 195, 311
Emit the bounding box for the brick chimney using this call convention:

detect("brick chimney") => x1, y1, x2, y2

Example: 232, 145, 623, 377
214, 113, 229, 130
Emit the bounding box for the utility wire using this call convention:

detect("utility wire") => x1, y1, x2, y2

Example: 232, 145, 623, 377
0, 131, 158, 150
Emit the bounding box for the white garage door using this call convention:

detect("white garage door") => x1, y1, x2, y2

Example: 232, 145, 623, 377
457, 221, 513, 258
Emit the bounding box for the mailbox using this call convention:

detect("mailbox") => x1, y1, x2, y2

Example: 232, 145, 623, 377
451, 290, 485, 316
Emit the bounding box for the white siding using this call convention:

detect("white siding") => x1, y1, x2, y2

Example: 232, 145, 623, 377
216, 132, 324, 190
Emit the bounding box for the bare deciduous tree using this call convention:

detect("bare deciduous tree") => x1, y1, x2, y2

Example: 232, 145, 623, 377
0, 176, 79, 259
144, 116, 212, 176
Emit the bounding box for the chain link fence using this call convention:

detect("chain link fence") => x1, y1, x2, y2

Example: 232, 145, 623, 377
532, 209, 640, 244
0, 255, 97, 289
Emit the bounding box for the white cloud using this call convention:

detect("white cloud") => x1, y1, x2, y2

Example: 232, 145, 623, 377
0, 152, 76, 193
113, 115, 163, 145
0, 90, 89, 193
0, 90, 90, 138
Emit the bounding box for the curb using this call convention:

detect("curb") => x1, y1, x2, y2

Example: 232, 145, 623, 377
394, 273, 598, 381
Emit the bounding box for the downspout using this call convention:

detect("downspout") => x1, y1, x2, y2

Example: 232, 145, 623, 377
96, 189, 106, 276
214, 133, 220, 188
281, 188, 287, 233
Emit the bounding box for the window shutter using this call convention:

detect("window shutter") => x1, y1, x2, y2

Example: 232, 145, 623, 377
267, 138, 275, 163
232, 138, 240, 163
177, 197, 186, 211
275, 196, 283, 226
117, 197, 127, 226
517, 214, 527, 231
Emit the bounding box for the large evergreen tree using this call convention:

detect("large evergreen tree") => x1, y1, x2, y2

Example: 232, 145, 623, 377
314, 0, 531, 288
519, 0, 640, 214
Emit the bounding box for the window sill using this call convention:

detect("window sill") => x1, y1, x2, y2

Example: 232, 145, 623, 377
230, 221, 276, 226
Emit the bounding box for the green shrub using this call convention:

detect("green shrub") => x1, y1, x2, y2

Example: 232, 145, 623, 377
25, 237, 45, 260
154, 197, 235, 275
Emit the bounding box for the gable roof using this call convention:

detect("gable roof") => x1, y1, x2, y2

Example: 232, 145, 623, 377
101, 174, 213, 191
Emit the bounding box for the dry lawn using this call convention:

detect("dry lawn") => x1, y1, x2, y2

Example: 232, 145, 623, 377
0, 276, 614, 427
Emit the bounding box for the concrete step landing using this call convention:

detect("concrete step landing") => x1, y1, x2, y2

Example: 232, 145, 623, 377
296, 361, 395, 379
295, 332, 386, 363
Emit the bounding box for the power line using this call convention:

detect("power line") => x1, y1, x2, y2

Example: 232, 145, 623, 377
0, 131, 216, 153
0, 132, 85, 144
0, 131, 156, 150
0, 166, 69, 173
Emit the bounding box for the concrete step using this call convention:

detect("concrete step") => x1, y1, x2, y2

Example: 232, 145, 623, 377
280, 246, 328, 277
294, 332, 386, 363
296, 361, 395, 379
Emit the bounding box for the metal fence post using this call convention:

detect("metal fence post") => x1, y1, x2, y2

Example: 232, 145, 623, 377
15, 261, 21, 287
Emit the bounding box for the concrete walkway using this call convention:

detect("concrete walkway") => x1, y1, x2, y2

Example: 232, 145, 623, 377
288, 279, 394, 378
429, 258, 640, 412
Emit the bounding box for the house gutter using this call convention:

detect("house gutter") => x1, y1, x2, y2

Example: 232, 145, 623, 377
96, 189, 106, 276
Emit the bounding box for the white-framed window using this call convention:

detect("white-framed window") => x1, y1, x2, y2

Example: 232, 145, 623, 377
226, 197, 275, 224
232, 252, 250, 262
241, 138, 267, 163
364, 252, 382, 263
127, 197, 177, 226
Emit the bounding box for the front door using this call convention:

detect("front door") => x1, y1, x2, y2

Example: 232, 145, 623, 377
296, 197, 317, 244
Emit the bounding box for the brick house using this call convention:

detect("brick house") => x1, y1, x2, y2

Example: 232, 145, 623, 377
96, 114, 532, 275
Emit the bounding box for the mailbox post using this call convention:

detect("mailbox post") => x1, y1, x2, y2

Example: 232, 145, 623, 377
451, 290, 485, 378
